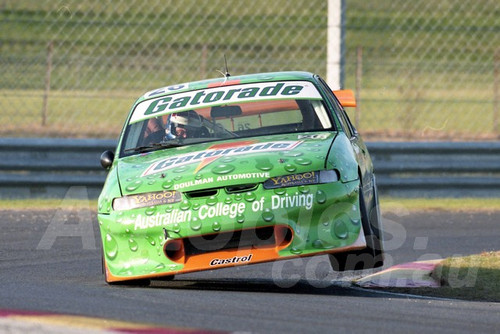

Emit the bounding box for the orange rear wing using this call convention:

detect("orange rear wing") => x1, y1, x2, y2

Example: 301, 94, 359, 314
333, 90, 357, 108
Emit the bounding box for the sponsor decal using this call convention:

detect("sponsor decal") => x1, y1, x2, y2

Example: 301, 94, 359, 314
199, 202, 246, 219
130, 81, 322, 124
129, 193, 320, 231
271, 193, 314, 210
216, 172, 270, 182
134, 210, 192, 230
172, 172, 271, 190
113, 190, 181, 211
209, 254, 253, 266
142, 140, 302, 176
264, 171, 319, 189
174, 177, 214, 190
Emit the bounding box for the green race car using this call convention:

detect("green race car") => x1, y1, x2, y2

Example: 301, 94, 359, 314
98, 71, 384, 284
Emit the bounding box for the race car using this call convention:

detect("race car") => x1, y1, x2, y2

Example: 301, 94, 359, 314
98, 71, 384, 284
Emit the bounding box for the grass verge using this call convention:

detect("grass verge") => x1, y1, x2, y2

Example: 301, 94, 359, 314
385, 252, 500, 303
0, 198, 98, 210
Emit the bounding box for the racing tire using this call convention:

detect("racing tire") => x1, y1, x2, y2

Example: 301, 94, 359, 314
329, 177, 384, 271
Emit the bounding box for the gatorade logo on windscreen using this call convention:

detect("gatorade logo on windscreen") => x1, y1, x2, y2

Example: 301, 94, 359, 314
129, 81, 322, 124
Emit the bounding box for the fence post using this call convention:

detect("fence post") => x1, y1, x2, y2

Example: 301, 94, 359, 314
355, 46, 363, 128
494, 48, 499, 134
42, 41, 53, 127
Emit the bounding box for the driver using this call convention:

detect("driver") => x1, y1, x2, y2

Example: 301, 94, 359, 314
169, 110, 203, 139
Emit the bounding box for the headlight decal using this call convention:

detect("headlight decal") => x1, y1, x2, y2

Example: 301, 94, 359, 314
263, 170, 339, 189
113, 190, 182, 211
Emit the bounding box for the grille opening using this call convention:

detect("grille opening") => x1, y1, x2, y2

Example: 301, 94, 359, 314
164, 239, 184, 262
164, 226, 293, 261
275, 226, 293, 247
183, 183, 258, 198
184, 188, 218, 198
184, 227, 277, 257
225, 184, 258, 193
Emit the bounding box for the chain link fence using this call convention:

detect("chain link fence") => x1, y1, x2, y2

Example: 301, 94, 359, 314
1, 0, 499, 140
344, 0, 500, 141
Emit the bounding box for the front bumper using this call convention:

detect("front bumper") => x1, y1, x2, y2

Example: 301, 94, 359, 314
98, 180, 365, 282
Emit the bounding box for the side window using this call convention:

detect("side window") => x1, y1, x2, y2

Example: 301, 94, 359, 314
315, 76, 356, 138
337, 108, 355, 139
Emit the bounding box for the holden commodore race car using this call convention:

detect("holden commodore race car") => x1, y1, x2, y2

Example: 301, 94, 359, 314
98, 71, 384, 284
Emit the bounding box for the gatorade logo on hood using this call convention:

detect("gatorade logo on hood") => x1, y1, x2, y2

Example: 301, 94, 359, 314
141, 140, 302, 176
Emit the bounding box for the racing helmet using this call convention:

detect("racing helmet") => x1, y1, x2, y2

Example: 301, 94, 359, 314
170, 110, 202, 129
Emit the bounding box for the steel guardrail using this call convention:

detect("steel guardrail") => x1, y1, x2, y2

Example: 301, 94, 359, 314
368, 141, 500, 197
0, 138, 499, 198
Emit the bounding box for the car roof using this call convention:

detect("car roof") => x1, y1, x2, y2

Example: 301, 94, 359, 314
134, 71, 318, 106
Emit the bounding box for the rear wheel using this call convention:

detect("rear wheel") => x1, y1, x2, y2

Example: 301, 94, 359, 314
329, 177, 384, 271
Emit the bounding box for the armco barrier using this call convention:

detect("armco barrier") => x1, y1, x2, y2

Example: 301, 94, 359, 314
0, 139, 499, 199
369, 142, 500, 197
0, 138, 115, 199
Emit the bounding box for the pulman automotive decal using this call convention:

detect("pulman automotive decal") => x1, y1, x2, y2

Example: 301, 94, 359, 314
130, 81, 322, 124
174, 172, 270, 190
142, 140, 303, 176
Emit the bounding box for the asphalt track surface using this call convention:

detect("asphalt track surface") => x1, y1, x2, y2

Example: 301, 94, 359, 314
0, 206, 499, 333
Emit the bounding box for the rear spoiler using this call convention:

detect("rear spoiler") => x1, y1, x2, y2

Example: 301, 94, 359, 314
333, 90, 356, 108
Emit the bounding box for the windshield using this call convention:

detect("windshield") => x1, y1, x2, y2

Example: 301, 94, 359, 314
120, 80, 332, 156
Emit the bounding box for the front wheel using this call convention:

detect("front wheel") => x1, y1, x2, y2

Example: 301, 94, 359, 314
329, 177, 384, 271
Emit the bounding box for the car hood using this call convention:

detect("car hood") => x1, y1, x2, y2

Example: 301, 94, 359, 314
117, 132, 337, 196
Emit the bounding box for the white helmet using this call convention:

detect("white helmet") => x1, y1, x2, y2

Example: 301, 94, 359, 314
170, 110, 202, 129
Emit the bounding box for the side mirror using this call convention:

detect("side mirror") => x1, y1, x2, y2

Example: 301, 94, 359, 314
100, 150, 115, 169
333, 89, 357, 108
